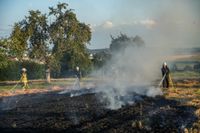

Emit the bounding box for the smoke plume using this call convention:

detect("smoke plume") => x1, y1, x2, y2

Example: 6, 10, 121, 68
91, 40, 167, 110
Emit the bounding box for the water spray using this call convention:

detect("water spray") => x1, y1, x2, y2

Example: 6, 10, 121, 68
72, 75, 80, 90
58, 76, 81, 95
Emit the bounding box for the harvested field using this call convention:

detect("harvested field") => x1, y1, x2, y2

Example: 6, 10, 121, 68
0, 85, 199, 133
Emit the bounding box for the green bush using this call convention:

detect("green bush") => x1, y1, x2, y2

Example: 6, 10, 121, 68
0, 61, 20, 81
194, 63, 200, 70
0, 60, 45, 81
21, 61, 45, 80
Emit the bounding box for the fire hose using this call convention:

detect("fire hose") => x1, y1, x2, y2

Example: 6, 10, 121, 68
158, 73, 176, 90
10, 76, 25, 92
158, 73, 166, 88
10, 80, 21, 93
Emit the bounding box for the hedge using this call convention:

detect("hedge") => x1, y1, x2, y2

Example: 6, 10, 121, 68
0, 60, 45, 81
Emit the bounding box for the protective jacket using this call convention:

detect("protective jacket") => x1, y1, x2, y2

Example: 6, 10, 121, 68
161, 66, 170, 88
21, 72, 28, 83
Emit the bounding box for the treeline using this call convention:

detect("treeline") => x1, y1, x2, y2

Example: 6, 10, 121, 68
0, 2, 92, 82
0, 59, 91, 81
0, 2, 146, 81
172, 62, 200, 72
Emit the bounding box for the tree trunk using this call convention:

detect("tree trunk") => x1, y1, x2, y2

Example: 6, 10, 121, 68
46, 68, 51, 83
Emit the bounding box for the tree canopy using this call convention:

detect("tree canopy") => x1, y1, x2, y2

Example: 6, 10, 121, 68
110, 33, 145, 53
48, 3, 91, 71
6, 2, 92, 81
0, 38, 9, 68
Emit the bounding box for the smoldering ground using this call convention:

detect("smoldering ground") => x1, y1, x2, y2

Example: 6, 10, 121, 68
90, 41, 169, 109
90, 0, 200, 109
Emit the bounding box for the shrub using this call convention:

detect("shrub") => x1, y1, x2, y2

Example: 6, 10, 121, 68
194, 63, 200, 71
0, 60, 45, 81
184, 65, 193, 71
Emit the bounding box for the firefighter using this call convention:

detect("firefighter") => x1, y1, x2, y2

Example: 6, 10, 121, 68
21, 68, 29, 90
75, 66, 81, 80
74, 66, 81, 89
161, 62, 170, 88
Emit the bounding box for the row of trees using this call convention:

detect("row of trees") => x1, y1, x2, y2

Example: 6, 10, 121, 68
110, 33, 145, 52
173, 63, 200, 71
92, 33, 145, 68
0, 3, 92, 82
0, 2, 146, 81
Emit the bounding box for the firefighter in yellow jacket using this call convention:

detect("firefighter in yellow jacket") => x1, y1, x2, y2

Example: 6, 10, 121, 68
21, 68, 29, 90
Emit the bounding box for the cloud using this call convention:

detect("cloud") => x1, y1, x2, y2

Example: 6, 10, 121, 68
92, 19, 157, 32
91, 20, 114, 32
123, 19, 157, 29
101, 21, 114, 29
114, 19, 157, 29
139, 19, 157, 29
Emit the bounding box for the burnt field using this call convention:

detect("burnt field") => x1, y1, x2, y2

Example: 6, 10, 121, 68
0, 88, 198, 133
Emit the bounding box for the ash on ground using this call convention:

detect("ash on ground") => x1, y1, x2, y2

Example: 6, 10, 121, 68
0, 88, 197, 133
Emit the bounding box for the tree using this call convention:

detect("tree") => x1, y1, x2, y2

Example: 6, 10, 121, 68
194, 63, 200, 71
17, 10, 53, 82
172, 64, 178, 71
184, 65, 193, 71
0, 23, 29, 68
10, 2, 91, 82
49, 3, 92, 75
9, 23, 28, 59
0, 38, 9, 68
110, 33, 145, 53
92, 51, 111, 69
0, 23, 28, 69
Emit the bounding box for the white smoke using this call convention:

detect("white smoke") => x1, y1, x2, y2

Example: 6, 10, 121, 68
92, 42, 164, 110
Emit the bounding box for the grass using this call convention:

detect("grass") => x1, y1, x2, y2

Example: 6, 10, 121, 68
195, 89, 200, 95
0, 81, 71, 91
168, 52, 200, 77
171, 71, 200, 79
0, 77, 96, 91
165, 87, 200, 130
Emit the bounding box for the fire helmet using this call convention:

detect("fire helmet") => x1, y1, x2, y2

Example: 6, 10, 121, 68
76, 66, 79, 71
22, 68, 27, 72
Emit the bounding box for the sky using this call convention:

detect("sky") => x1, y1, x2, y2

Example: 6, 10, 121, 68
0, 0, 200, 49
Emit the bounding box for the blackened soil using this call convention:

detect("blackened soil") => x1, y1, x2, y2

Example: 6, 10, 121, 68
0, 90, 197, 133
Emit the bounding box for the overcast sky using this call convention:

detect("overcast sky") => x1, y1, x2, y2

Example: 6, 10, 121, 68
0, 0, 200, 49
